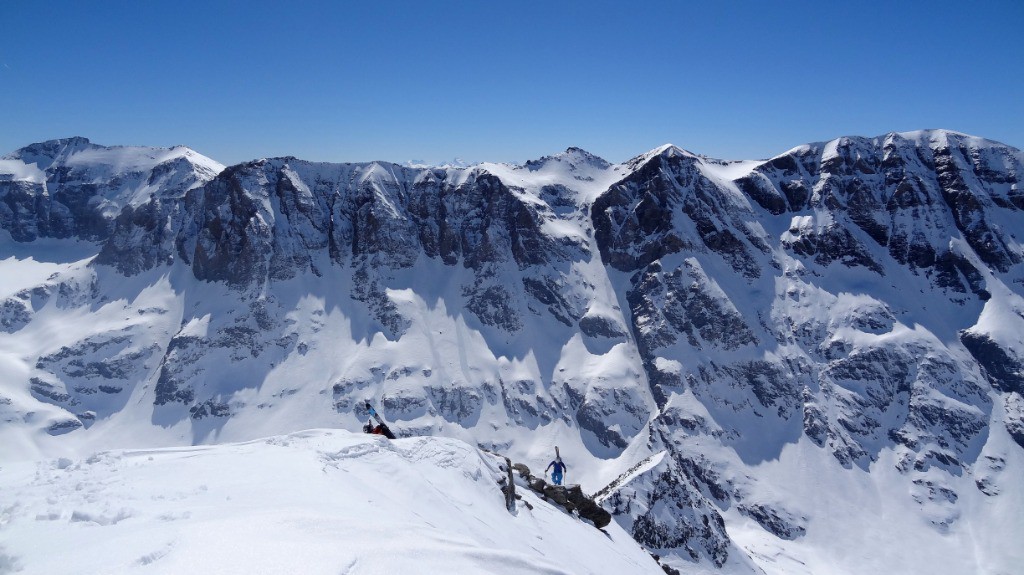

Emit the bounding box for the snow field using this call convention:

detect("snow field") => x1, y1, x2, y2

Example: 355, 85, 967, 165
0, 429, 661, 575
725, 435, 1024, 575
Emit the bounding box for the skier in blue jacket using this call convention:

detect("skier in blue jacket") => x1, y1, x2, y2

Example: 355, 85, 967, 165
546, 457, 567, 486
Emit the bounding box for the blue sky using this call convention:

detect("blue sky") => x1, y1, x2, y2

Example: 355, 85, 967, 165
2, 0, 1021, 165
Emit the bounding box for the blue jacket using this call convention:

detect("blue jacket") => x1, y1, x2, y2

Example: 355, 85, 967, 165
546, 460, 567, 474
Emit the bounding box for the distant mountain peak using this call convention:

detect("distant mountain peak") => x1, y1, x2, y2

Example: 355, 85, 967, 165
523, 147, 611, 172
650, 143, 685, 156
405, 157, 475, 169
5, 136, 98, 169
622, 143, 698, 172
4, 137, 224, 175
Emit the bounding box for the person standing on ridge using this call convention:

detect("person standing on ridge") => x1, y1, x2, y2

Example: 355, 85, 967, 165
546, 456, 567, 486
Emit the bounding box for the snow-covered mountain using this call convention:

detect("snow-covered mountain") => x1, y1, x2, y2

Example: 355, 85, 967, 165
0, 137, 223, 243
1, 132, 1022, 574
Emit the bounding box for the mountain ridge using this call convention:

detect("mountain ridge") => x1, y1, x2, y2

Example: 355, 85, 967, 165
1, 129, 1022, 575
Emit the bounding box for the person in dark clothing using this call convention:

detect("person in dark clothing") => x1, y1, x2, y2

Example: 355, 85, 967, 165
546, 457, 567, 485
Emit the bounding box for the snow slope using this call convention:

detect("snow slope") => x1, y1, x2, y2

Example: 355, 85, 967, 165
0, 429, 660, 575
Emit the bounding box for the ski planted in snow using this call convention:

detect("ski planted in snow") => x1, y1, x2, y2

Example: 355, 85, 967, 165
554, 446, 566, 484
365, 402, 398, 439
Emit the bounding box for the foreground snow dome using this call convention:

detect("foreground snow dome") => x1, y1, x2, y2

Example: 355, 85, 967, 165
0, 430, 659, 574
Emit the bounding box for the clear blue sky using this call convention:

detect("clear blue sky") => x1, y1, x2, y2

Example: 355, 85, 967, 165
2, 0, 1021, 165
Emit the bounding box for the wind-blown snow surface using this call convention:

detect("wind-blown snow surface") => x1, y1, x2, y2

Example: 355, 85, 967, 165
0, 429, 659, 574
2, 132, 1024, 574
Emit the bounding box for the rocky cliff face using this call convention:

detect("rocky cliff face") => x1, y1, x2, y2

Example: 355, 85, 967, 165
2, 131, 1022, 574
0, 137, 222, 244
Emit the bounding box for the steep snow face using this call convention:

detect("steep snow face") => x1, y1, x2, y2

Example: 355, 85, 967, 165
0, 137, 224, 242
588, 130, 1024, 573
480, 147, 625, 204
2, 130, 1023, 575
162, 154, 652, 462
1, 148, 656, 475
0, 429, 661, 574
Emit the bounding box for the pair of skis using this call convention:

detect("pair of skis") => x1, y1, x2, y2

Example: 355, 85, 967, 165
365, 402, 397, 439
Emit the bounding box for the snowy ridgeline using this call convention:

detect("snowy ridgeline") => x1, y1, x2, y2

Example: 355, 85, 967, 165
0, 430, 660, 575
2, 131, 1024, 575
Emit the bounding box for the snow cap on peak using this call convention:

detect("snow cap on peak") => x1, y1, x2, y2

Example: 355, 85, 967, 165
894, 128, 968, 141
436, 158, 474, 169
32, 135, 93, 149
523, 147, 611, 171
647, 144, 697, 160
18, 136, 93, 150
5, 136, 97, 169
561, 147, 611, 168
4, 137, 224, 177
623, 143, 698, 171
886, 128, 1016, 152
